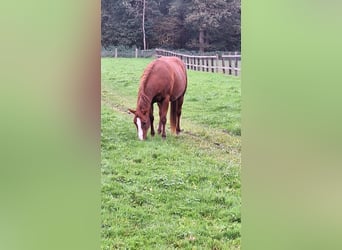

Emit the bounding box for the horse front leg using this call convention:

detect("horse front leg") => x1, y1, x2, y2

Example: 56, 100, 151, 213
150, 104, 155, 136
157, 102, 162, 135
159, 97, 170, 139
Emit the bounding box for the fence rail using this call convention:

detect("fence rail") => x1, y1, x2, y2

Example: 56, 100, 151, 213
103, 47, 241, 76
103, 47, 155, 58
155, 49, 241, 76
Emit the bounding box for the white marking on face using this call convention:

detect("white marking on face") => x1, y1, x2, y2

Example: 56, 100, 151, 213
136, 117, 144, 140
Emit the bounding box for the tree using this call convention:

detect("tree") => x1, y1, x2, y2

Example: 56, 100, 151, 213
185, 0, 236, 53
101, 0, 142, 48
142, 0, 146, 49
152, 16, 184, 48
101, 0, 241, 52
206, 0, 241, 51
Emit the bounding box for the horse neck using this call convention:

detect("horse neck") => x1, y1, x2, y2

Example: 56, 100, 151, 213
137, 91, 151, 113
137, 64, 154, 114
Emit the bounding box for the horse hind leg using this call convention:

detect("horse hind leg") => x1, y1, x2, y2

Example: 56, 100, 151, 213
176, 95, 185, 134
150, 104, 155, 136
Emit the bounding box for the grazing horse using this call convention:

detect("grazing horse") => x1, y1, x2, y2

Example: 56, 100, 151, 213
129, 56, 187, 140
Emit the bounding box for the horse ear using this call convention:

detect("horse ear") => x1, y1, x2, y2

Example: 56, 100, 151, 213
128, 108, 136, 114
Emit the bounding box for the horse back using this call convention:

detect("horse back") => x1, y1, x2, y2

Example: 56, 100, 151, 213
156, 57, 187, 100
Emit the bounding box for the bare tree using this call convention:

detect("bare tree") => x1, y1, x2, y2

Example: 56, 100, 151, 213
142, 0, 146, 50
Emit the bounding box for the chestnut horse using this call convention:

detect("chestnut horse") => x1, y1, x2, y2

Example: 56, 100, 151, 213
129, 56, 187, 140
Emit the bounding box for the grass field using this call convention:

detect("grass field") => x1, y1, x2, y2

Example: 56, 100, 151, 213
101, 58, 241, 249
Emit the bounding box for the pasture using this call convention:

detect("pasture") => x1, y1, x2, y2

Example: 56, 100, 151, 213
101, 58, 241, 249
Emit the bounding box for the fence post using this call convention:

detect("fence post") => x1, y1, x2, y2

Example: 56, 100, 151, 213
135, 48, 138, 58
114, 48, 117, 58
216, 54, 219, 73
234, 52, 239, 76
222, 57, 226, 74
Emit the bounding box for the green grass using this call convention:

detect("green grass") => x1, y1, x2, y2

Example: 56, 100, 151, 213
101, 58, 241, 249
101, 58, 241, 136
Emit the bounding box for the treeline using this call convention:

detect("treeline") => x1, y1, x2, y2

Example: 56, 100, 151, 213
101, 0, 241, 52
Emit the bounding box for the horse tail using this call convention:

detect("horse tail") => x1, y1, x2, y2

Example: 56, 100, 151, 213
170, 99, 177, 134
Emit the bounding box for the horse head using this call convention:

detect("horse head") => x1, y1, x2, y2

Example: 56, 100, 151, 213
128, 108, 150, 140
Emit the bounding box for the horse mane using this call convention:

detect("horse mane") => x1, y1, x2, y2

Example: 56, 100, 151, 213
136, 61, 156, 112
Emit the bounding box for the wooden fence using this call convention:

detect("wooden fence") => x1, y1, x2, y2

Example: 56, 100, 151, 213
105, 47, 241, 76
155, 49, 241, 76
